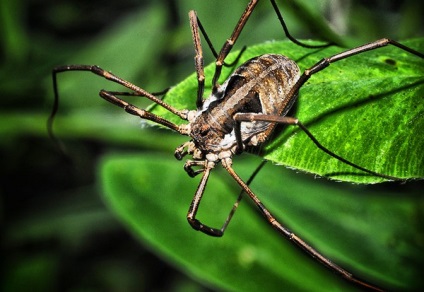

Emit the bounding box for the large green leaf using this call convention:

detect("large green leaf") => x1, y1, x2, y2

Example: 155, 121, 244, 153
100, 153, 424, 291
150, 39, 424, 183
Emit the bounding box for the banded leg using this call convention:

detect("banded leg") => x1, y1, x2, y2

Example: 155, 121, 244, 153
220, 157, 384, 292
99, 90, 184, 133
48, 65, 189, 141
52, 65, 186, 118
189, 11, 247, 109
188, 11, 206, 109
211, 0, 259, 90
101, 88, 170, 97
192, 10, 246, 67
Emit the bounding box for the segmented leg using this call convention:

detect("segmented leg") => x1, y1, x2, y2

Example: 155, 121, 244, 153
288, 38, 424, 99
99, 90, 184, 133
186, 161, 225, 237
52, 65, 186, 118
219, 160, 268, 234
188, 11, 206, 109
211, 0, 260, 90
189, 11, 248, 109
185, 158, 268, 236
220, 157, 384, 292
48, 65, 189, 145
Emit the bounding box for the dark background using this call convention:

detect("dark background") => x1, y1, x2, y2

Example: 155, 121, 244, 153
1, 0, 423, 291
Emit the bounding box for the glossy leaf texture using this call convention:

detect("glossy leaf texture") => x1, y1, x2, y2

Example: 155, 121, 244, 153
100, 154, 424, 291
150, 39, 424, 183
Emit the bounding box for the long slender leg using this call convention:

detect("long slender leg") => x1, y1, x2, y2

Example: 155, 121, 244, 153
52, 65, 187, 118
185, 159, 268, 235
288, 38, 424, 99
188, 11, 206, 109
193, 13, 247, 68
212, 0, 259, 90
220, 157, 384, 292
99, 90, 185, 133
269, 0, 334, 48
186, 161, 226, 237
103, 88, 170, 97
234, 113, 401, 181
219, 160, 268, 234
48, 65, 189, 141
188, 10, 249, 109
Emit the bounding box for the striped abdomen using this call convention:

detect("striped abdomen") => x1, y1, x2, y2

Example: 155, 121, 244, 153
190, 54, 300, 152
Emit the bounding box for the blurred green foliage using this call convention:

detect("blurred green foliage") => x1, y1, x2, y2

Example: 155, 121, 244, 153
1, 0, 424, 291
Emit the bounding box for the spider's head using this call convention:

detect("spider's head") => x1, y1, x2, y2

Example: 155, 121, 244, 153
190, 114, 236, 154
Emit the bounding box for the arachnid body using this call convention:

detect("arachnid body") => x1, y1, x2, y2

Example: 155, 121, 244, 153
49, 0, 424, 290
